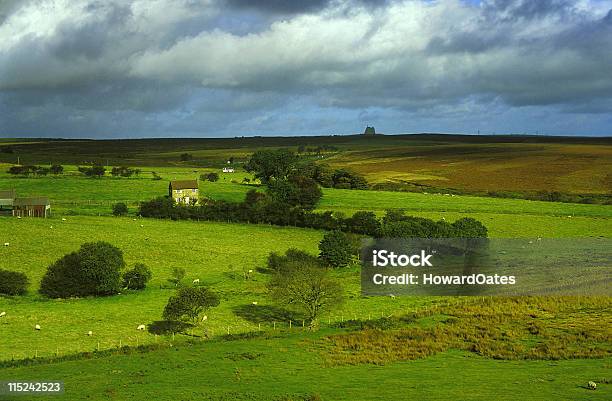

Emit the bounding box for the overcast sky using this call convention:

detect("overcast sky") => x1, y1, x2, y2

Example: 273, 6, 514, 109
1, 0, 611, 138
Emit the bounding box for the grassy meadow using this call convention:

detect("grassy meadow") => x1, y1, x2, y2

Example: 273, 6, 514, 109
0, 136, 610, 400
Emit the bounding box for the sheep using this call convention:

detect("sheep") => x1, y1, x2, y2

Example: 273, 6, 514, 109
0, 311, 6, 317
3, 242, 8, 246
537, 237, 542, 241
389, 294, 396, 299
248, 269, 253, 273
17, 216, 21, 219
140, 224, 144, 227
49, 226, 53, 229
202, 315, 208, 321
61, 218, 66, 221
192, 279, 200, 284
35, 324, 41, 330
137, 324, 146, 331
587, 381, 597, 390
87, 331, 93, 336
252, 301, 258, 305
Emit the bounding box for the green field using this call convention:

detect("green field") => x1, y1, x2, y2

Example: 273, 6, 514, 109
1, 136, 611, 400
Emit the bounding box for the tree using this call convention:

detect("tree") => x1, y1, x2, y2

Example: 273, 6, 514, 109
201, 172, 219, 182
40, 242, 125, 298
268, 263, 343, 328
0, 269, 29, 295
319, 230, 353, 268
244, 149, 298, 184
122, 263, 152, 290
267, 175, 322, 210
266, 248, 322, 273
112, 202, 128, 216
163, 286, 220, 323
50, 164, 64, 175
452, 217, 488, 238
345, 211, 380, 236
180, 153, 193, 161
78, 165, 105, 177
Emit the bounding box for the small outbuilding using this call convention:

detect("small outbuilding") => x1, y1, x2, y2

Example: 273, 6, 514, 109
12, 197, 51, 218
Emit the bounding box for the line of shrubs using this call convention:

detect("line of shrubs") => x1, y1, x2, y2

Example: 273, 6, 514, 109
0, 242, 152, 298
138, 190, 487, 239
7, 164, 64, 176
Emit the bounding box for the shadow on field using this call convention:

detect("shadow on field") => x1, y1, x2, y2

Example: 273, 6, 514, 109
148, 320, 194, 335
232, 304, 305, 323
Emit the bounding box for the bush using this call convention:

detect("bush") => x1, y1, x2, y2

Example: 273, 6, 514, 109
180, 153, 193, 161
201, 172, 219, 182
452, 217, 488, 238
40, 242, 125, 298
266, 248, 322, 273
163, 286, 220, 323
78, 165, 105, 177
319, 230, 353, 268
112, 202, 128, 216
122, 263, 152, 290
0, 269, 29, 295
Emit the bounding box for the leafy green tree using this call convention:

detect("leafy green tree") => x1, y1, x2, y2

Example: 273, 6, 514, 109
318, 230, 353, 268
122, 263, 152, 290
268, 263, 343, 328
452, 217, 488, 238
267, 175, 322, 210
40, 242, 124, 298
0, 269, 29, 295
112, 202, 128, 216
163, 287, 220, 323
345, 211, 380, 236
204, 172, 219, 182
244, 149, 298, 184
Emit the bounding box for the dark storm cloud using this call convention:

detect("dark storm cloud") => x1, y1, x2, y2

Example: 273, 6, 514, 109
1, 0, 612, 138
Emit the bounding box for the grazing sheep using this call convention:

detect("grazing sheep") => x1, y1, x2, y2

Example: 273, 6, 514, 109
35, 324, 41, 330
17, 216, 21, 219
137, 324, 146, 331
192, 279, 200, 284
248, 269, 253, 273
87, 331, 93, 336
0, 311, 6, 317
587, 381, 597, 390
61, 218, 66, 221
389, 294, 396, 299
528, 241, 533, 244
140, 224, 144, 227
252, 301, 258, 305
3, 242, 8, 246
537, 237, 542, 241
202, 315, 208, 321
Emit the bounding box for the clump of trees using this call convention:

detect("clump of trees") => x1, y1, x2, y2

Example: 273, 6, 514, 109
50, 164, 64, 175
0, 269, 29, 296
40, 242, 125, 298
163, 286, 220, 323
112, 202, 128, 216
122, 263, 152, 290
78, 165, 106, 177
180, 153, 193, 161
111, 166, 139, 177
200, 172, 219, 182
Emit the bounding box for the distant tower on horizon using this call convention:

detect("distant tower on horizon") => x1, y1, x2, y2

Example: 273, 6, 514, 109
363, 126, 376, 136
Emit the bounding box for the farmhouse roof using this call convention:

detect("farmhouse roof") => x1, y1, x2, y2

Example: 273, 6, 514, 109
170, 180, 198, 190
13, 197, 50, 206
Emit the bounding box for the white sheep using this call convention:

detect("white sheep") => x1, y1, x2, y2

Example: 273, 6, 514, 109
35, 324, 41, 330
252, 301, 258, 305
61, 218, 66, 221
140, 224, 144, 227
587, 381, 597, 390
137, 324, 146, 331
248, 269, 253, 273
87, 331, 93, 336
0, 311, 6, 317
3, 242, 8, 246
202, 315, 208, 321
192, 279, 200, 284
49, 226, 53, 229
17, 216, 21, 219
389, 294, 396, 299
